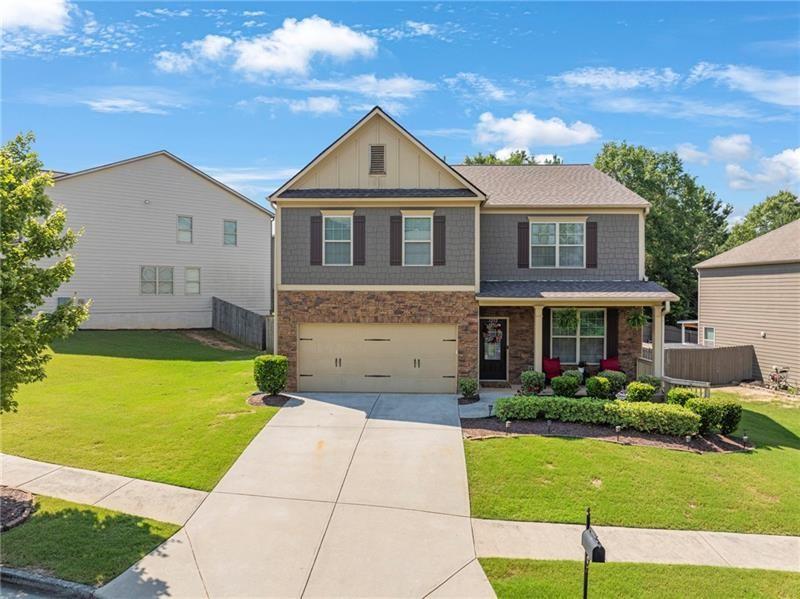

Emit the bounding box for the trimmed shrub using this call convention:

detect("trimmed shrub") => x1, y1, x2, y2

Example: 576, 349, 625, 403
685, 397, 743, 434
637, 375, 662, 390
666, 388, 697, 406
520, 370, 546, 395
586, 376, 612, 399
551, 375, 579, 398
562, 369, 583, 382
459, 378, 478, 399
626, 381, 656, 402
599, 370, 627, 394
254, 354, 288, 395
605, 400, 700, 436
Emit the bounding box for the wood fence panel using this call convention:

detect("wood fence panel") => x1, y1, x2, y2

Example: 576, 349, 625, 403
664, 345, 754, 385
212, 296, 270, 351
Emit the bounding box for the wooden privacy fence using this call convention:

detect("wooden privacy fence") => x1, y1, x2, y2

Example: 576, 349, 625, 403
212, 296, 274, 351
664, 345, 754, 386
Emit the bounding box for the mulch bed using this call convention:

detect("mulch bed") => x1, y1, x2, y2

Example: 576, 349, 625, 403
462, 418, 748, 453
247, 393, 290, 408
458, 395, 481, 405
1, 486, 33, 532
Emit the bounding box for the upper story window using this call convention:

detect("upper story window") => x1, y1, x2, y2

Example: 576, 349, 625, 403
141, 266, 173, 295
530, 220, 585, 268
403, 215, 432, 266
185, 267, 201, 295
369, 144, 386, 175
323, 215, 352, 266
177, 216, 193, 243
224, 220, 237, 246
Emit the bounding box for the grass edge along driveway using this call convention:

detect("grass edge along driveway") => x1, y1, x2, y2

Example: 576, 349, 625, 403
480, 558, 800, 599
466, 394, 799, 535
2, 330, 278, 491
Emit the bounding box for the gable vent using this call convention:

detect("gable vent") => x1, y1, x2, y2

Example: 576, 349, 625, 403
369, 144, 386, 175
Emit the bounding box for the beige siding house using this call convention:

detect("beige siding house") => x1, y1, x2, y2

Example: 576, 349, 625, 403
696, 219, 800, 386
45, 151, 272, 329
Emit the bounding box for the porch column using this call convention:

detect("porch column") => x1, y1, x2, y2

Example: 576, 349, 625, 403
534, 305, 544, 372
653, 304, 664, 377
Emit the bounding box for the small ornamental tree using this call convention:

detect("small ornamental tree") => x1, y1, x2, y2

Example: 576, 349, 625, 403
1, 133, 89, 412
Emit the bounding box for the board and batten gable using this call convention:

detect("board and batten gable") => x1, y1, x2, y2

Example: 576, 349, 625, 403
698, 262, 800, 386
43, 153, 272, 329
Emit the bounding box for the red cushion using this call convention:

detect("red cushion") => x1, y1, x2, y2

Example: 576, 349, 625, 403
543, 357, 562, 379
600, 357, 621, 372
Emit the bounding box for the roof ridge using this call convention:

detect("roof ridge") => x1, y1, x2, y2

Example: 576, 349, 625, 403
452, 163, 592, 167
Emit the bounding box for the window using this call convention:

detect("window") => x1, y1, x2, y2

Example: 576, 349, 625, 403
223, 220, 237, 246
185, 267, 201, 295
403, 215, 432, 266
177, 216, 193, 243
323, 215, 352, 265
703, 327, 716, 347
141, 266, 173, 295
551, 308, 606, 364
57, 297, 71, 307
530, 221, 585, 268
369, 144, 386, 175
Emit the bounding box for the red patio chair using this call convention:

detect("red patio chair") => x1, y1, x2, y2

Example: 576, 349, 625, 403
600, 356, 621, 373
543, 357, 562, 381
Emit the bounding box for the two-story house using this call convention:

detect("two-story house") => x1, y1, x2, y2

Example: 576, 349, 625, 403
271, 107, 676, 393
45, 151, 273, 329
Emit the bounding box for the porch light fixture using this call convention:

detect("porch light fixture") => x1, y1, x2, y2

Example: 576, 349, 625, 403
489, 403, 493, 416
684, 435, 692, 448
505, 420, 512, 435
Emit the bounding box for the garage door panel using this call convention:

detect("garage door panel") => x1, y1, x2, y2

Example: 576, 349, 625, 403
297, 324, 458, 393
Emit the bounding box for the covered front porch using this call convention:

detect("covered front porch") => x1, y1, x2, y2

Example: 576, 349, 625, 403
476, 281, 679, 384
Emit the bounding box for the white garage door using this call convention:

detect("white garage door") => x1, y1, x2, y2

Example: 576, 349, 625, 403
297, 323, 458, 393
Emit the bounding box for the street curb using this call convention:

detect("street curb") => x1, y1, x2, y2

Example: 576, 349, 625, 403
0, 566, 95, 597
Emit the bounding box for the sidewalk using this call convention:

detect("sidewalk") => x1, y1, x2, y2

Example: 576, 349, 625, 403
472, 519, 800, 572
0, 454, 207, 526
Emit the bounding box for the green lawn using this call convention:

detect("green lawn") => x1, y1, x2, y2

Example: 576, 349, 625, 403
2, 330, 278, 491
466, 394, 800, 535
480, 559, 800, 599
1, 495, 179, 586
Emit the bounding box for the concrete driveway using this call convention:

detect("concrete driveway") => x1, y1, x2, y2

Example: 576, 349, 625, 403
99, 393, 494, 598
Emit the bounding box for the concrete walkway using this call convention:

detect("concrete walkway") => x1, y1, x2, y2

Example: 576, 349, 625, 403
98, 393, 495, 598
0, 454, 206, 526
473, 519, 800, 573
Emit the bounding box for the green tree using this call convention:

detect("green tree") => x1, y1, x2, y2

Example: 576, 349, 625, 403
463, 150, 563, 165
594, 142, 731, 321
722, 190, 800, 251
1, 133, 89, 412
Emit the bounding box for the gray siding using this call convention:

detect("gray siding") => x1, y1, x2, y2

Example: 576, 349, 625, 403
281, 207, 474, 285
480, 213, 639, 281
698, 262, 800, 386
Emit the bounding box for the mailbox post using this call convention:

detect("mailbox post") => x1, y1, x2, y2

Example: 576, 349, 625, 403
581, 507, 605, 599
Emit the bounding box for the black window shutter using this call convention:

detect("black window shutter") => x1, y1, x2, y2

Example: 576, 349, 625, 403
389, 215, 402, 265
542, 308, 551, 359
310, 215, 322, 266
433, 215, 446, 266
517, 222, 529, 268
586, 221, 598, 268
606, 308, 619, 358
353, 215, 366, 265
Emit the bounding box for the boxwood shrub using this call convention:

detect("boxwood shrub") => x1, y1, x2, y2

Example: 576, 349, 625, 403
666, 388, 697, 406
626, 381, 656, 402
637, 375, 662, 390
458, 377, 478, 399
520, 370, 546, 395
685, 396, 743, 434
551, 375, 579, 397
599, 370, 627, 394
562, 369, 583, 382
586, 376, 612, 399
254, 354, 288, 395
605, 401, 700, 436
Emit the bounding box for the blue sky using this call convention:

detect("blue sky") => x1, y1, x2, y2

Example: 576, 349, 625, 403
3, 1, 799, 218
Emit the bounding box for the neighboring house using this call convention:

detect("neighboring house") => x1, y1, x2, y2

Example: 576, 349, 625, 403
695, 219, 800, 386
45, 151, 273, 329
271, 107, 677, 393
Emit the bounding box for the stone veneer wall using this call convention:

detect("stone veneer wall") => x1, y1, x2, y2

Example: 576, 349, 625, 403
277, 291, 479, 391
480, 306, 535, 383
617, 308, 643, 377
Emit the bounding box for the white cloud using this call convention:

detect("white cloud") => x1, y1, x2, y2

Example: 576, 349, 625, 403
301, 74, 435, 99
595, 96, 760, 120
153, 51, 194, 74
676, 143, 709, 165
688, 62, 800, 107
1, 0, 72, 33
726, 147, 800, 190
242, 11, 266, 17
185, 34, 233, 60
135, 8, 191, 19
32, 85, 185, 115
201, 165, 298, 196
475, 111, 600, 154
369, 19, 454, 41
82, 98, 168, 115
709, 133, 752, 162
444, 72, 509, 101
232, 16, 376, 75
406, 21, 437, 36
550, 67, 680, 90
250, 95, 341, 115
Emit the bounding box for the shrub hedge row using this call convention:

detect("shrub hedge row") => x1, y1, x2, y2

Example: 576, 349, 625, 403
685, 396, 742, 434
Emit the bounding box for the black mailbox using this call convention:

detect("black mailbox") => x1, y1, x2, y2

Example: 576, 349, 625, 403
581, 527, 606, 563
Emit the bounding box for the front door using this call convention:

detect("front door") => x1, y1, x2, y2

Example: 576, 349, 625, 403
479, 318, 508, 381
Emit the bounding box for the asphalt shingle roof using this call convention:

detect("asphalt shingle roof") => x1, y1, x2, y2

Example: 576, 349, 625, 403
695, 219, 800, 269
479, 280, 678, 300
452, 164, 650, 208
